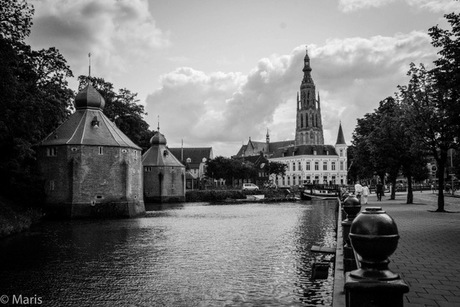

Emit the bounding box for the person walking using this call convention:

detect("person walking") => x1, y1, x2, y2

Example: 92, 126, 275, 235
376, 181, 384, 201
362, 182, 370, 205
354, 181, 363, 202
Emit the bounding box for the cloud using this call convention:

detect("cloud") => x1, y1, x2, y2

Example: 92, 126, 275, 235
27, 0, 170, 79
339, 0, 460, 12
145, 31, 437, 156
339, 0, 396, 12
406, 0, 460, 12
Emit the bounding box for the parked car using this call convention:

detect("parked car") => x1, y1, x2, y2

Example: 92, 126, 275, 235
242, 183, 259, 191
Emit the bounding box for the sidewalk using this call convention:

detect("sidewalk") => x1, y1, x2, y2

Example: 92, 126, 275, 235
364, 192, 460, 307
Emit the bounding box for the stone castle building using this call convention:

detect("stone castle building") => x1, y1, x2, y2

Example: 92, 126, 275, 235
37, 84, 145, 218
142, 131, 186, 202
236, 49, 348, 186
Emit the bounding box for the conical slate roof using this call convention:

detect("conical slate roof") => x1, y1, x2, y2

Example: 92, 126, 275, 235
40, 85, 140, 150
142, 131, 184, 167
336, 123, 346, 145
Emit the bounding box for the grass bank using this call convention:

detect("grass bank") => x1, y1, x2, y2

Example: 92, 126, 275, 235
185, 188, 295, 202
0, 196, 42, 239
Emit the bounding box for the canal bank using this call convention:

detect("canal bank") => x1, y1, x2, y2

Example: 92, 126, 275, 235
332, 192, 460, 307
0, 197, 42, 238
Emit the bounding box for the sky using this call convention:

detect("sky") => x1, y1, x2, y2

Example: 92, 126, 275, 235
26, 0, 460, 157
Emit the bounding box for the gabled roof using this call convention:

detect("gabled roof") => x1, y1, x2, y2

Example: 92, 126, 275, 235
168, 147, 213, 167
271, 144, 338, 158
268, 140, 296, 153
248, 140, 268, 153
40, 109, 141, 149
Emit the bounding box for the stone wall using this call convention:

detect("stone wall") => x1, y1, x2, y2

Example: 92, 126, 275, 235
144, 166, 185, 202
38, 145, 144, 218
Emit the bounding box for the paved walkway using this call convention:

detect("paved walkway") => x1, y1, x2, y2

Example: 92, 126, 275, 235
363, 191, 460, 307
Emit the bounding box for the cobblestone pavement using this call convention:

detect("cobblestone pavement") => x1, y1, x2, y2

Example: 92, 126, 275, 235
365, 191, 460, 307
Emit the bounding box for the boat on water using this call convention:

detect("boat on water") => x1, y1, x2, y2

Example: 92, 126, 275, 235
300, 184, 341, 200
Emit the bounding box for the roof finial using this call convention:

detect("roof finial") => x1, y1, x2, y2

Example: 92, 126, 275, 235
88, 52, 91, 78
157, 115, 160, 131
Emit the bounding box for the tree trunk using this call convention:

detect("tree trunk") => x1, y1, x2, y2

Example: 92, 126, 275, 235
390, 178, 397, 200
436, 151, 447, 212
406, 175, 413, 204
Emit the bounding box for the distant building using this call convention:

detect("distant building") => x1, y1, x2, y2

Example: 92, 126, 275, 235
37, 84, 145, 218
168, 147, 213, 189
235, 49, 348, 186
142, 131, 186, 202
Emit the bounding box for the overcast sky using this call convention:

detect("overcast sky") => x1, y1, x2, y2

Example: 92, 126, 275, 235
26, 0, 460, 157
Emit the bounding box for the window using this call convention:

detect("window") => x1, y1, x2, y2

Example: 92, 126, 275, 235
306, 162, 311, 170
46, 147, 57, 157
145, 166, 153, 172
315, 162, 319, 171
98, 146, 103, 155
293, 162, 296, 171
323, 176, 328, 183
340, 161, 344, 171
323, 161, 327, 170
332, 162, 336, 171
340, 149, 344, 157
298, 161, 302, 171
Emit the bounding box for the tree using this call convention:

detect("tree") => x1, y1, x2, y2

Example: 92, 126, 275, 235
0, 0, 34, 42
0, 0, 74, 203
78, 76, 154, 152
398, 63, 458, 211
351, 98, 403, 199
205, 156, 261, 186
264, 161, 287, 183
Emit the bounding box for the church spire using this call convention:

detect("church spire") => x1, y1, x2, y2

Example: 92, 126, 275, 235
302, 48, 314, 85
336, 122, 346, 145
295, 46, 324, 146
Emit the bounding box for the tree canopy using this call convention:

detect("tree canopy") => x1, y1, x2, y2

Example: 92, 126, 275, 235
0, 0, 74, 203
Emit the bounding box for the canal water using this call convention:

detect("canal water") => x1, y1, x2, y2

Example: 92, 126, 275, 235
0, 201, 337, 306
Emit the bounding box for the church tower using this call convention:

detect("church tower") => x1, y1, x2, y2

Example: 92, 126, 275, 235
295, 49, 324, 145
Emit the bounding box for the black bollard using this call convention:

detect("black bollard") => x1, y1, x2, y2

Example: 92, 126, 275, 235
341, 195, 361, 271
345, 207, 409, 307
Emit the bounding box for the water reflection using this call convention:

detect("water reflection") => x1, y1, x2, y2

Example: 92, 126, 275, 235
0, 201, 336, 306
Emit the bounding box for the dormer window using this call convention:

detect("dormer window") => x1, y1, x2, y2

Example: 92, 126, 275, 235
186, 158, 192, 163
91, 116, 99, 128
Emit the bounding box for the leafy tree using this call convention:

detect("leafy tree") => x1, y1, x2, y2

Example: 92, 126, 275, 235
78, 76, 154, 152
0, 0, 34, 42
205, 156, 261, 186
351, 98, 403, 199
398, 63, 458, 212
0, 0, 74, 203
264, 161, 287, 179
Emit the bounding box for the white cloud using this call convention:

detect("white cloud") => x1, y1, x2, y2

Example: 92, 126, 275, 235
27, 0, 170, 80
145, 31, 437, 156
339, 0, 396, 12
406, 0, 460, 12
339, 0, 460, 12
